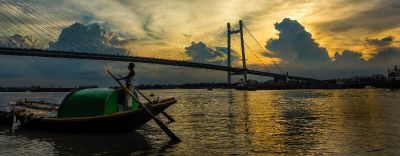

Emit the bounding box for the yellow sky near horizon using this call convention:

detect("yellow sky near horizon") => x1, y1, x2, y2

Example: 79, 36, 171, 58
4, 0, 399, 65
93, 0, 397, 64
1, 0, 400, 85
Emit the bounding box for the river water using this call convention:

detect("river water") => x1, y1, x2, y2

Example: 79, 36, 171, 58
0, 89, 400, 155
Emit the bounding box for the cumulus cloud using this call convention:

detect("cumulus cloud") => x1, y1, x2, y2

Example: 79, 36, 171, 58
265, 18, 400, 79
0, 23, 238, 86
369, 48, 400, 66
185, 42, 225, 64
0, 34, 41, 49
49, 23, 127, 55
184, 42, 240, 66
266, 18, 330, 63
185, 42, 223, 63
334, 50, 366, 65
332, 50, 372, 75
0, 23, 130, 86
2, 0, 400, 83
2, 0, 398, 60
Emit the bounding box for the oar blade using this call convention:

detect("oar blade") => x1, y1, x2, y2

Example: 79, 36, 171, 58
161, 111, 176, 123
152, 115, 181, 142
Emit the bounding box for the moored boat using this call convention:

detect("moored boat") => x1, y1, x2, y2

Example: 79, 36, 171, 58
4, 88, 177, 133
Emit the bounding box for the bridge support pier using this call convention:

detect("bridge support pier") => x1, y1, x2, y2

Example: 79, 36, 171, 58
239, 20, 248, 83
227, 20, 248, 84
227, 23, 232, 84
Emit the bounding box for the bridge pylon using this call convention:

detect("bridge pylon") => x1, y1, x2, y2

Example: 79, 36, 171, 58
227, 20, 248, 84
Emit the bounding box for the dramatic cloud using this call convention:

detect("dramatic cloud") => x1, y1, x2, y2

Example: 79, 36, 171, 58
2, 0, 400, 83
332, 50, 372, 75
185, 42, 224, 63
266, 18, 330, 63
370, 48, 400, 66
0, 23, 238, 86
333, 50, 366, 65
2, 0, 400, 57
0, 34, 40, 49
49, 23, 127, 55
266, 18, 400, 79
183, 41, 242, 67
215, 47, 240, 65
0, 23, 128, 86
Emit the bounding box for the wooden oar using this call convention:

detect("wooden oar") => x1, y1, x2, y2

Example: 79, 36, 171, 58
134, 89, 176, 123
107, 70, 181, 142
117, 74, 176, 123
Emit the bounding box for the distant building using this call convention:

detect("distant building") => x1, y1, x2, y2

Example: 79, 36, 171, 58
388, 65, 400, 81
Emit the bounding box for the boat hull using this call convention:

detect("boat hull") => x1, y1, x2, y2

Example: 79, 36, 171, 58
17, 99, 177, 133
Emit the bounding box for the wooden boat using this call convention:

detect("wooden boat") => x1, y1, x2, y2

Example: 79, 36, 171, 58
5, 88, 177, 133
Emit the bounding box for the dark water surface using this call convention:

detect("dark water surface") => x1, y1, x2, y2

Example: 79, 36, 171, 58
1, 89, 400, 155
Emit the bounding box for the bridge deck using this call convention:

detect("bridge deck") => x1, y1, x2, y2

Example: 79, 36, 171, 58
0, 48, 320, 82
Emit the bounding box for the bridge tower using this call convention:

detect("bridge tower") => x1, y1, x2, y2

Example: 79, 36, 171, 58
227, 20, 248, 84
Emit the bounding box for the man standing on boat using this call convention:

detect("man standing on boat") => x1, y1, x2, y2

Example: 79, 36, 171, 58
117, 63, 136, 111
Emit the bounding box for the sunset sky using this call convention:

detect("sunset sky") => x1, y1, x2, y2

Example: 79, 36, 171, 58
47, 0, 400, 58
0, 0, 400, 86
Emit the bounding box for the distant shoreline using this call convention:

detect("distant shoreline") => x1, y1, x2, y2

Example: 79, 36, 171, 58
0, 83, 398, 92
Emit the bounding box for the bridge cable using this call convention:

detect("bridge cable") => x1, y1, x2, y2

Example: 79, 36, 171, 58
0, 22, 17, 47
0, 1, 55, 48
2, 0, 92, 52
28, 0, 117, 54
0, 5, 22, 47
27, 0, 120, 55
243, 41, 269, 71
10, 0, 91, 52
243, 25, 285, 74
18, 0, 105, 53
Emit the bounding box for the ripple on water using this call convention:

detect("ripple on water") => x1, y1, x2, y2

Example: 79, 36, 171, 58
1, 89, 400, 155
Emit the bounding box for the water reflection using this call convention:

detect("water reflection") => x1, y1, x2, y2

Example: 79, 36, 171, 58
228, 90, 251, 154
0, 124, 154, 155
327, 89, 393, 154
273, 91, 321, 154
1, 89, 400, 155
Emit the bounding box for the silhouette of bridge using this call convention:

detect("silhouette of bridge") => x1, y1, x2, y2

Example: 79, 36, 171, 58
0, 0, 320, 84
0, 47, 318, 82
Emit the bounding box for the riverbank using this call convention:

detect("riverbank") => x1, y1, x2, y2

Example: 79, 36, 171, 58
1, 81, 399, 92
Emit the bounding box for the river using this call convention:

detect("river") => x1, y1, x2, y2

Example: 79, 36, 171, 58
0, 89, 400, 155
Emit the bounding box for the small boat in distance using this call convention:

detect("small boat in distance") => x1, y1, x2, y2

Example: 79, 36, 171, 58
234, 79, 257, 91
2, 88, 177, 133
235, 83, 257, 91
364, 85, 375, 89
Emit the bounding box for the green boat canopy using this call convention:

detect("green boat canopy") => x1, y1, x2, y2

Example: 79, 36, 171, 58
57, 88, 138, 118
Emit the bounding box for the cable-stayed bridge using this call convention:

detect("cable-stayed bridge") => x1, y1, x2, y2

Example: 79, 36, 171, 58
0, 47, 318, 82
0, 0, 320, 84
